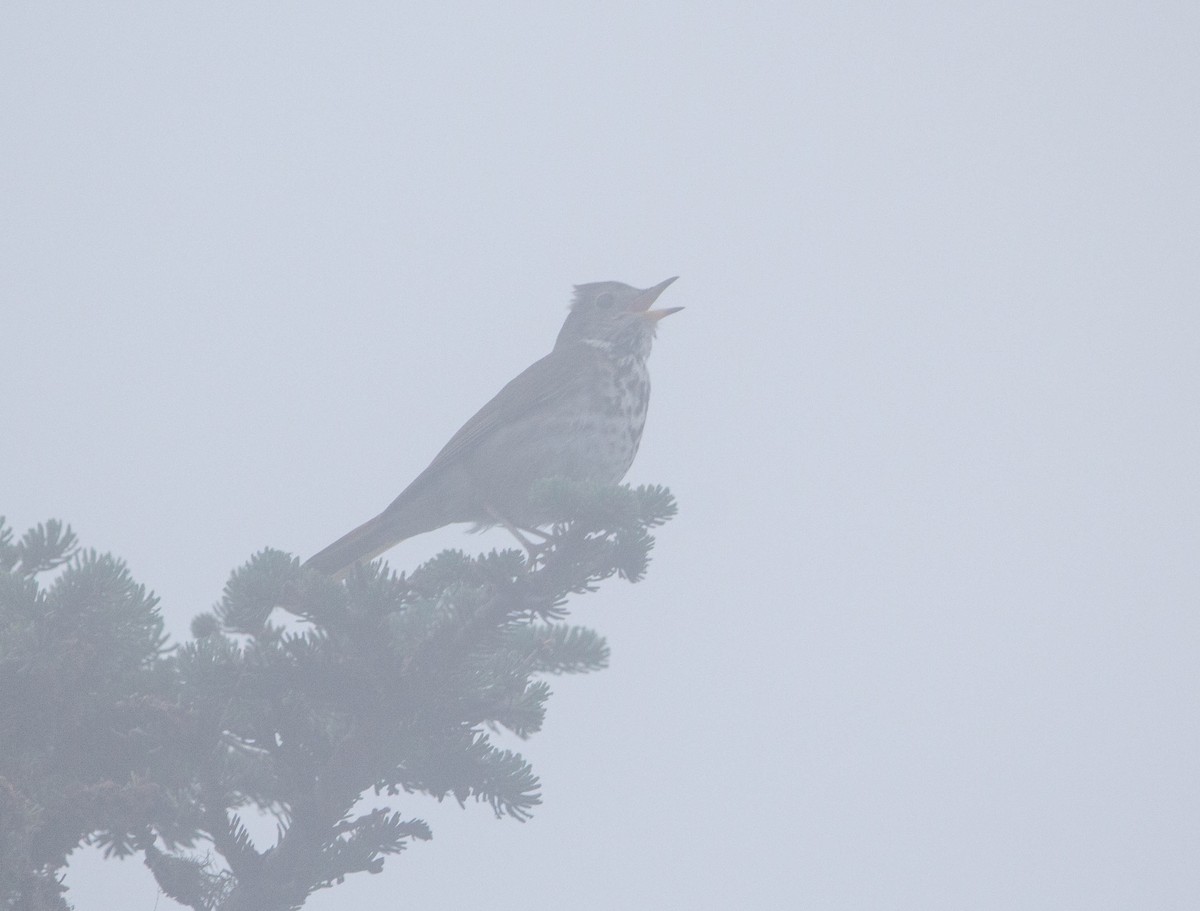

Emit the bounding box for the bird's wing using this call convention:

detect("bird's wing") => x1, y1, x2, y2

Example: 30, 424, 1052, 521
386, 344, 590, 510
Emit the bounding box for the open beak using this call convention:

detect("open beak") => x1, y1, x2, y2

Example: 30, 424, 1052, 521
633, 276, 683, 322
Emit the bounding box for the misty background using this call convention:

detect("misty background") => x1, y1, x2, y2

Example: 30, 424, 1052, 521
3, 3, 1198, 909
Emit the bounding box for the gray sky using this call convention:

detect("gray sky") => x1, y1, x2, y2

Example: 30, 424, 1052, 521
3, 3, 1198, 909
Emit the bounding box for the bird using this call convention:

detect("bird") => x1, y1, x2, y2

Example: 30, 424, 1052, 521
304, 277, 682, 579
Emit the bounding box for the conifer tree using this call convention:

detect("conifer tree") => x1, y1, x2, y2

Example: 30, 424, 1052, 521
0, 482, 675, 910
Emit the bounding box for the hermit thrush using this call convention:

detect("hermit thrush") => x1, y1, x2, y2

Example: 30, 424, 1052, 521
305, 277, 681, 579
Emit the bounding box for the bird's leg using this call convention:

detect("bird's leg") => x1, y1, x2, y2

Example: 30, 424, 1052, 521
485, 505, 547, 565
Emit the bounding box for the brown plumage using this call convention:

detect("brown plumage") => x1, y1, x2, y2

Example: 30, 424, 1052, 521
305, 278, 681, 579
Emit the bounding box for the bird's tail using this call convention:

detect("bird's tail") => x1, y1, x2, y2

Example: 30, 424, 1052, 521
303, 511, 404, 581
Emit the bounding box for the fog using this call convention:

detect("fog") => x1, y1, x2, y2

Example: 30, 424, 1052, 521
3, 3, 1198, 909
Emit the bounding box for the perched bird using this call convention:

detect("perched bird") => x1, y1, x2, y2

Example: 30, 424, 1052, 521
305, 277, 681, 579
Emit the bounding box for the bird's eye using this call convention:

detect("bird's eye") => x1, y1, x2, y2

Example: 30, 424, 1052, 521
595, 292, 615, 310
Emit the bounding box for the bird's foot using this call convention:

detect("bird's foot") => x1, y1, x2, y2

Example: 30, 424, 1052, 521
485, 506, 551, 569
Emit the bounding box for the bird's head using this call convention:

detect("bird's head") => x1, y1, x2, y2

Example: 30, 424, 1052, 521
555, 277, 682, 357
